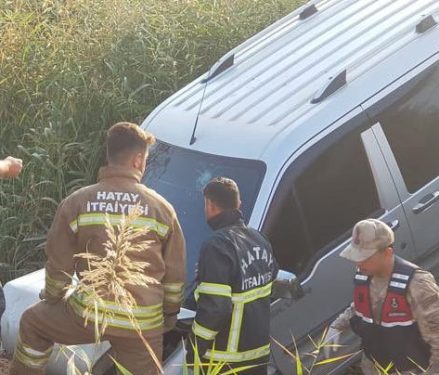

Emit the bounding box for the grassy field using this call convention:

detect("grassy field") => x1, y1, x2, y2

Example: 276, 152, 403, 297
0, 0, 306, 281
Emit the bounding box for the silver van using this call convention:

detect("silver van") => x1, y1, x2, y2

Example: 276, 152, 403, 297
3, 0, 439, 374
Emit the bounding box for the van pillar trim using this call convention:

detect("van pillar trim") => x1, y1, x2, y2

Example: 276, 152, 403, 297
310, 70, 347, 104
416, 15, 437, 34
299, 3, 318, 20
201, 53, 235, 83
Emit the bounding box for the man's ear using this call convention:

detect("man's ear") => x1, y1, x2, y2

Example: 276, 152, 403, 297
385, 247, 394, 257
205, 198, 214, 212
132, 152, 143, 169
206, 198, 222, 217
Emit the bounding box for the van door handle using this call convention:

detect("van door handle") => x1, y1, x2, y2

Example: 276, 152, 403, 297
386, 219, 399, 231
413, 191, 439, 214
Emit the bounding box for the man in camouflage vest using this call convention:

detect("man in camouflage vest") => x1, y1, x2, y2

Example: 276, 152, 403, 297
325, 219, 439, 374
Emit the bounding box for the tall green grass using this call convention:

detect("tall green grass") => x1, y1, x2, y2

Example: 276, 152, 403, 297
0, 0, 305, 281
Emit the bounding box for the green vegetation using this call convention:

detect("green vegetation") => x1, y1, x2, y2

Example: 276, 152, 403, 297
0, 0, 305, 281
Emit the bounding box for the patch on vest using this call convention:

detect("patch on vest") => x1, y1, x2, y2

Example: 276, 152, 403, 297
388, 312, 408, 317
86, 191, 149, 215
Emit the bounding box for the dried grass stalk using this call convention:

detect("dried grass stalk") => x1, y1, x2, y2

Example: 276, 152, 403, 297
68, 205, 162, 372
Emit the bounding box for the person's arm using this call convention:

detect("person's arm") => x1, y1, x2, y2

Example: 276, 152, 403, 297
0, 156, 22, 178
42, 198, 78, 303
323, 303, 355, 358
408, 270, 439, 373
331, 303, 355, 331
186, 238, 235, 362
161, 214, 186, 329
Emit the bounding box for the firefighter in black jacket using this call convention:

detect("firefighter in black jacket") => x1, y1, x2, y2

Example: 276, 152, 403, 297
187, 177, 278, 375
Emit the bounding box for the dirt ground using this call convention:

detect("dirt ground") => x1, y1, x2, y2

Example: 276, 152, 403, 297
0, 345, 12, 375
0, 357, 9, 375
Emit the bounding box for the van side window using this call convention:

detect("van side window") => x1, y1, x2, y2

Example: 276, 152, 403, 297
268, 128, 381, 275
377, 65, 439, 193
268, 195, 309, 274
295, 130, 380, 254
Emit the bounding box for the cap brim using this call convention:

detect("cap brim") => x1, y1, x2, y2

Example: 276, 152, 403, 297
340, 244, 378, 262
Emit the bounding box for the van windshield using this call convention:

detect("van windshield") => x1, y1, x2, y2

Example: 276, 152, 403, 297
142, 141, 266, 290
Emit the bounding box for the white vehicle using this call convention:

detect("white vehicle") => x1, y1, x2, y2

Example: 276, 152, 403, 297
3, 0, 439, 374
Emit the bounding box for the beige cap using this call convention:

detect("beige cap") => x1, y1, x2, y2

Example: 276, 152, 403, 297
340, 219, 394, 262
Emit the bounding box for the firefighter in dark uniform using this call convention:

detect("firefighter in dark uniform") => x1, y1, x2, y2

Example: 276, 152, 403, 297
187, 177, 278, 375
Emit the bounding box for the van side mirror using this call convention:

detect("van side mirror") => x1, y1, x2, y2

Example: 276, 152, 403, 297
272, 270, 304, 300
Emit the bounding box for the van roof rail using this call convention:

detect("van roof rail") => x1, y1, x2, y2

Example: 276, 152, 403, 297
311, 69, 347, 104
160, 0, 439, 140
202, 53, 235, 83
299, 3, 318, 20
416, 15, 437, 33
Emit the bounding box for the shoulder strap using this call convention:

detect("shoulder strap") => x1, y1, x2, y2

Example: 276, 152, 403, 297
388, 256, 417, 295
354, 270, 370, 285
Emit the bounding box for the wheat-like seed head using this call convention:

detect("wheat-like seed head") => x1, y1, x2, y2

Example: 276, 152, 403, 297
69, 206, 159, 335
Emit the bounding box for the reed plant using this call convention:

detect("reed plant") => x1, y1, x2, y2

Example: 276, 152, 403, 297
71, 207, 161, 371
272, 328, 361, 375
0, 0, 305, 282
272, 329, 428, 374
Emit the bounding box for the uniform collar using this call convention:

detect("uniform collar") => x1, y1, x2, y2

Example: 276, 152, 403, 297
207, 209, 244, 231
98, 166, 142, 183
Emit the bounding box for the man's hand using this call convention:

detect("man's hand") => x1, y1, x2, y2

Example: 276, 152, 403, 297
323, 326, 341, 358
0, 156, 23, 178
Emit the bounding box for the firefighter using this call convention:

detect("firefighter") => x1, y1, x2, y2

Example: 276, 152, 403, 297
324, 219, 439, 375
9, 122, 186, 375
0, 156, 22, 178
186, 177, 278, 375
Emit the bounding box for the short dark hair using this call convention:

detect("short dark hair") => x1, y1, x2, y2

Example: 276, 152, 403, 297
106, 122, 155, 164
203, 177, 240, 210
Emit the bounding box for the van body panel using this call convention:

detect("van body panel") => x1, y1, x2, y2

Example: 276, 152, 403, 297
265, 109, 414, 374
362, 60, 439, 278
142, 0, 439, 163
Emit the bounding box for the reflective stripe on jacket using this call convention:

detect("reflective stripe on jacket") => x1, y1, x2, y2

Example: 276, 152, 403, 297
43, 166, 186, 337
187, 209, 278, 365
